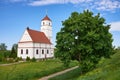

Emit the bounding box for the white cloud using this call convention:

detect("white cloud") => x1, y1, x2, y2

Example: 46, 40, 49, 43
3, 0, 120, 11
29, 0, 63, 6
28, 0, 93, 6
95, 0, 120, 11
110, 21, 120, 31
28, 0, 120, 11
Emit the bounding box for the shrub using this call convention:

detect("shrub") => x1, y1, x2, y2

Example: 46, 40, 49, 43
19, 57, 23, 61
15, 57, 20, 62
7, 58, 14, 63
26, 56, 30, 61
31, 57, 36, 62
2, 57, 7, 62
0, 56, 2, 62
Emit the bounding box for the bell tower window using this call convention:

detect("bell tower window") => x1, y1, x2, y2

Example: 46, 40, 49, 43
43, 22, 45, 25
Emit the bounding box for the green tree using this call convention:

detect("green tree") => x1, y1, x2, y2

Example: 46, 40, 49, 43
0, 43, 7, 51
10, 44, 18, 58
55, 10, 114, 72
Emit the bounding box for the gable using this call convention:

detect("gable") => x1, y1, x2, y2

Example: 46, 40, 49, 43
19, 29, 32, 42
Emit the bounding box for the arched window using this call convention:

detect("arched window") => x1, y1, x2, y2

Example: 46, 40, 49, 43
47, 50, 49, 54
21, 49, 23, 54
26, 49, 28, 54
43, 22, 45, 25
36, 49, 38, 54
49, 22, 50, 26
42, 49, 44, 54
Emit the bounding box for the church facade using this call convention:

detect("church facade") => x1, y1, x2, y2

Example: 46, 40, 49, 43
17, 15, 54, 59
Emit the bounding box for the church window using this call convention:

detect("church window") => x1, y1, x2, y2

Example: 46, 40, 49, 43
26, 49, 28, 54
43, 22, 45, 25
49, 22, 50, 26
47, 50, 49, 54
36, 49, 38, 54
42, 49, 44, 54
21, 49, 23, 54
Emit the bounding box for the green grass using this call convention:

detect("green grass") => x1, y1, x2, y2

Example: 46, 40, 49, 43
49, 50, 120, 80
0, 59, 78, 80
49, 67, 81, 80
77, 50, 120, 80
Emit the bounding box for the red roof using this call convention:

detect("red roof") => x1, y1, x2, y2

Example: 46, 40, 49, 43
42, 15, 51, 21
27, 28, 51, 44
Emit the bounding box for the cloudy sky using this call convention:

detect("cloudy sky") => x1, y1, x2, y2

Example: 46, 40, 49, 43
0, 0, 120, 49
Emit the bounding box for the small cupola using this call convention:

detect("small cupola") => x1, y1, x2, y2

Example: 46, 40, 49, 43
41, 15, 52, 26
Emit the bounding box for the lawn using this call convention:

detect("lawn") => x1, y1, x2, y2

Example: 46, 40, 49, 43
0, 59, 78, 80
49, 50, 120, 80
49, 67, 81, 80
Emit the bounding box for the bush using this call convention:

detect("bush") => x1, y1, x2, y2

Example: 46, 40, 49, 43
15, 57, 20, 62
0, 56, 2, 62
26, 56, 30, 61
7, 58, 14, 63
2, 57, 7, 62
31, 57, 36, 62
19, 57, 23, 61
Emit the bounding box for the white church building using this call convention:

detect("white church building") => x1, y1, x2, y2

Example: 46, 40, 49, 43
17, 15, 54, 59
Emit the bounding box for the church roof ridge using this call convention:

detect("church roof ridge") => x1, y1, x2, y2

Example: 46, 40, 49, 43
26, 28, 51, 44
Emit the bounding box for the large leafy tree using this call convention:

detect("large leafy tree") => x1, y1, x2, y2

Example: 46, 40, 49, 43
55, 10, 114, 72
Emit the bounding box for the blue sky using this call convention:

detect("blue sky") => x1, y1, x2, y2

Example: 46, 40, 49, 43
0, 0, 120, 50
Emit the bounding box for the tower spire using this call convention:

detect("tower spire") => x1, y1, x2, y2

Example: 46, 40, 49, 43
46, 9, 48, 15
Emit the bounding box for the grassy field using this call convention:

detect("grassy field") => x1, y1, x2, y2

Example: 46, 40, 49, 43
49, 67, 81, 80
49, 50, 120, 80
0, 59, 78, 80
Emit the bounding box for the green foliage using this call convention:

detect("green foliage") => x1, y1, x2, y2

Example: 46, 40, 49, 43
7, 58, 14, 63
10, 44, 17, 59
55, 10, 114, 72
15, 57, 20, 62
3, 51, 11, 58
0, 43, 7, 50
31, 57, 36, 62
18, 57, 23, 61
26, 56, 30, 61
77, 50, 120, 80
0, 50, 11, 62
50, 50, 120, 80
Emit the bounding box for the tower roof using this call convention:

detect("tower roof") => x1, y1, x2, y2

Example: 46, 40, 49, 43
42, 15, 51, 21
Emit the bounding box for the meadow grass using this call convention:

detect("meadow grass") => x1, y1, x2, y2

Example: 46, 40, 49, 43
0, 59, 78, 80
49, 50, 120, 80
49, 67, 81, 80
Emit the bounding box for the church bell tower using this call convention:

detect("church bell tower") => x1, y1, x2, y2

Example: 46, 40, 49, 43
41, 15, 52, 42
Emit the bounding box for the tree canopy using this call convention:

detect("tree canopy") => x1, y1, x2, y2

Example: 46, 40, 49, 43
10, 44, 18, 58
0, 43, 7, 51
55, 10, 114, 72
